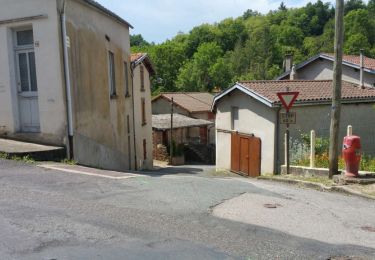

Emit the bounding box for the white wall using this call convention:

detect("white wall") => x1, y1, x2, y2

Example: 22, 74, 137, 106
0, 0, 66, 144
215, 90, 277, 174
296, 59, 375, 87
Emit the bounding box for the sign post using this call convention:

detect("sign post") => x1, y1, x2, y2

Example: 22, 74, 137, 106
277, 91, 299, 174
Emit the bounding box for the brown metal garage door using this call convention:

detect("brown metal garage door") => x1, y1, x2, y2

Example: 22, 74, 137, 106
231, 133, 261, 177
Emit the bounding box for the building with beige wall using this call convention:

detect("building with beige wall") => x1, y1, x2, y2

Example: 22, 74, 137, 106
0, 0, 144, 171
212, 80, 375, 176
131, 53, 155, 170
278, 53, 375, 88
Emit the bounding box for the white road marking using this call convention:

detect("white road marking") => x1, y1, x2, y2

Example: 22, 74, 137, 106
38, 165, 143, 180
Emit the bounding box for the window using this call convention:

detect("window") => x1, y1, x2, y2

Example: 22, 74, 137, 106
143, 139, 147, 160
140, 65, 145, 91
124, 61, 130, 97
231, 106, 239, 130
108, 51, 116, 97
16, 30, 34, 46
141, 98, 146, 125
15, 29, 37, 92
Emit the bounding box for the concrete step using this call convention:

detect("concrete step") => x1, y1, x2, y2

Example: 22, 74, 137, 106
0, 138, 66, 161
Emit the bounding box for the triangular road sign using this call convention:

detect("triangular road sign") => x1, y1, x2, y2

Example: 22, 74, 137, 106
277, 92, 299, 111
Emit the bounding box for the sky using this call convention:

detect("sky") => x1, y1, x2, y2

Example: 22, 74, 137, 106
97, 0, 329, 44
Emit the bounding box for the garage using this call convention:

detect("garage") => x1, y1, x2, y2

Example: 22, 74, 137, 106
231, 133, 261, 177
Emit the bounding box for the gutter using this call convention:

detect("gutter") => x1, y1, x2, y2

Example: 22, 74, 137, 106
59, 0, 74, 159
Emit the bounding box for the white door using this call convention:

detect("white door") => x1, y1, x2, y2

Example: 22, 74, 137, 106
14, 29, 40, 132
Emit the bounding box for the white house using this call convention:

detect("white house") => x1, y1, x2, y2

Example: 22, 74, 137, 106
278, 52, 375, 88
212, 80, 375, 176
0, 0, 150, 171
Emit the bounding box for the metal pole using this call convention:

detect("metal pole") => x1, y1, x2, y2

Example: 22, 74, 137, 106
286, 123, 290, 174
329, 0, 344, 179
169, 97, 174, 164
310, 130, 316, 168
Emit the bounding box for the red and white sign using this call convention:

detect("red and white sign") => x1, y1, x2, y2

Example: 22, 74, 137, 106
277, 92, 299, 112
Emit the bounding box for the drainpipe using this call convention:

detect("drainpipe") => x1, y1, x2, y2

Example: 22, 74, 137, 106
131, 65, 137, 170
360, 49, 364, 89
59, 0, 74, 159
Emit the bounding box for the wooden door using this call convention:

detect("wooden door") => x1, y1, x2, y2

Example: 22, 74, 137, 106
231, 133, 261, 177
200, 126, 208, 144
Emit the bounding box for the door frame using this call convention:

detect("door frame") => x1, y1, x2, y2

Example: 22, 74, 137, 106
13, 27, 40, 133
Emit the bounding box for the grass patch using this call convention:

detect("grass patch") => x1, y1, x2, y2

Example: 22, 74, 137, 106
10, 155, 35, 163
0, 152, 9, 159
61, 158, 77, 165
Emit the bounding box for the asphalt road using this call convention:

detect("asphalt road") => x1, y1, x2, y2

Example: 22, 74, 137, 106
0, 159, 374, 260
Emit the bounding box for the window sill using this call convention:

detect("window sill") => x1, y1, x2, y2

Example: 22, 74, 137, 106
125, 93, 131, 98
142, 123, 147, 126
141, 88, 145, 92
110, 94, 118, 100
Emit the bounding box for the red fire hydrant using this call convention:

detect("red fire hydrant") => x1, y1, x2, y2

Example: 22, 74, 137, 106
342, 135, 361, 177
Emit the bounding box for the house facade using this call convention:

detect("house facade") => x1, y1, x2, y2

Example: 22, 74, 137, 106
0, 0, 143, 171
212, 80, 375, 176
131, 53, 154, 170
278, 53, 375, 88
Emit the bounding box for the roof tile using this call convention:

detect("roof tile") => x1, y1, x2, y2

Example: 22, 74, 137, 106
238, 80, 375, 104
156, 92, 214, 113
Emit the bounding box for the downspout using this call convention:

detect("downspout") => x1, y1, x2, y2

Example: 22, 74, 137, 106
131, 65, 137, 170
59, 0, 74, 159
274, 107, 281, 174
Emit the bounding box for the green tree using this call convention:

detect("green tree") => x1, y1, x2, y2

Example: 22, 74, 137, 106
176, 42, 224, 91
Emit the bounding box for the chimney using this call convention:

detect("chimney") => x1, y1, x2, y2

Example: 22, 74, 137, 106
360, 49, 364, 88
283, 53, 293, 73
290, 65, 297, 80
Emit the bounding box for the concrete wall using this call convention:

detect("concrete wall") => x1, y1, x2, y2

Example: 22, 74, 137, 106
0, 0, 67, 145
278, 103, 375, 172
215, 90, 277, 174
66, 0, 134, 171
133, 63, 153, 170
295, 59, 375, 88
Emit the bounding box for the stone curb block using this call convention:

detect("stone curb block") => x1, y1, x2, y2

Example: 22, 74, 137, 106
258, 176, 375, 200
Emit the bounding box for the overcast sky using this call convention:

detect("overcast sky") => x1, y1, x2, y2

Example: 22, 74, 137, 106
97, 0, 330, 43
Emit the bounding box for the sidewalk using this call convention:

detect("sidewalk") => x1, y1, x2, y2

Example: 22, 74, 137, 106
258, 174, 375, 200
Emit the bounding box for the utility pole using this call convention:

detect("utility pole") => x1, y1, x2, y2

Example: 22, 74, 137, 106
329, 0, 344, 179
169, 97, 174, 164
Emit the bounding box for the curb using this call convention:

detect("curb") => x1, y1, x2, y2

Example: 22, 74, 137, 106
258, 176, 375, 200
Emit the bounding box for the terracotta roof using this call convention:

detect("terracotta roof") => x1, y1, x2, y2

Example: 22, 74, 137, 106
154, 92, 214, 113
131, 53, 145, 63
238, 80, 375, 104
130, 53, 155, 75
323, 53, 375, 71
152, 114, 213, 130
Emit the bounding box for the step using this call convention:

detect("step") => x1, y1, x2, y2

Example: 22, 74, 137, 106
0, 138, 66, 161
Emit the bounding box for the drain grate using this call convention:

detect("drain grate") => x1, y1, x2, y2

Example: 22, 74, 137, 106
263, 203, 281, 209
361, 226, 375, 232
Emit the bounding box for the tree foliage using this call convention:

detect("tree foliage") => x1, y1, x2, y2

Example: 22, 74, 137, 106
131, 1, 375, 94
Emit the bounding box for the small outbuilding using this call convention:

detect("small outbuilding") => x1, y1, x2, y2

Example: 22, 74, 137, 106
212, 80, 375, 177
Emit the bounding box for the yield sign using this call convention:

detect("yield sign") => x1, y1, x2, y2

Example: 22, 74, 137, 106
277, 92, 299, 112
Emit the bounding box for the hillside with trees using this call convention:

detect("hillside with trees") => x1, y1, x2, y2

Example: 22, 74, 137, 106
131, 0, 375, 94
